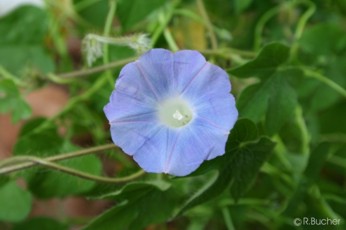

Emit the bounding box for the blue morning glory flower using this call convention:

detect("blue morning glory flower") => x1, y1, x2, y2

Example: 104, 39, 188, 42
104, 49, 238, 176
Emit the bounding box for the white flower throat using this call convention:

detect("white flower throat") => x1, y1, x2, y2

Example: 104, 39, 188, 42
158, 97, 193, 128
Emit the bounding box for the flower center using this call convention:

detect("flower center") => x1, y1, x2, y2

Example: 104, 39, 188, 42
158, 97, 193, 128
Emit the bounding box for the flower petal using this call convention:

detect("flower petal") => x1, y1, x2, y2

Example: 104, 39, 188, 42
104, 91, 159, 155
110, 123, 161, 156
134, 49, 174, 98
173, 50, 207, 92
132, 125, 229, 176
116, 48, 175, 102
115, 63, 157, 103
194, 94, 238, 135
166, 125, 228, 176
133, 127, 172, 173
104, 90, 155, 123
179, 63, 231, 101
170, 123, 228, 166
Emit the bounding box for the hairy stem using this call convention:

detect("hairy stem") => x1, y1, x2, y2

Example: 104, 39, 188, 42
0, 144, 145, 184
1, 156, 144, 183
0, 143, 116, 173
48, 57, 135, 82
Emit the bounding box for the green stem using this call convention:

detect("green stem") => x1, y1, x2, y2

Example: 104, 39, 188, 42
303, 68, 346, 99
0, 143, 116, 173
0, 144, 145, 184
157, 9, 179, 51
254, 4, 281, 50
271, 135, 293, 171
196, 0, 218, 49
295, 105, 310, 156
293, 0, 315, 40
163, 28, 179, 51
48, 57, 136, 83
201, 48, 256, 58
290, 0, 316, 60
254, 0, 315, 52
201, 49, 251, 65
320, 133, 346, 144
151, 1, 179, 46
309, 185, 342, 219
0, 66, 23, 86
328, 155, 346, 169
279, 65, 346, 99
221, 207, 235, 230
174, 8, 204, 24
220, 198, 270, 206
1, 156, 144, 183
261, 162, 295, 188
103, 0, 117, 86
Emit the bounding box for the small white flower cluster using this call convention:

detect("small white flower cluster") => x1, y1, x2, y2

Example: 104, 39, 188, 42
127, 34, 151, 54
82, 33, 151, 66
82, 34, 103, 67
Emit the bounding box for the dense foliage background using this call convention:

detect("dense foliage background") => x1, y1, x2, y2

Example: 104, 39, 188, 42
0, 0, 345, 229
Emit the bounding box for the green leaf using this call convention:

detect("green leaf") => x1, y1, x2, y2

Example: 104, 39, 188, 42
12, 99, 32, 123
0, 175, 10, 187
297, 23, 346, 112
14, 122, 63, 157
283, 144, 332, 217
228, 118, 258, 146
177, 119, 275, 213
0, 6, 54, 75
310, 59, 346, 112
284, 64, 345, 113
13, 217, 68, 230
318, 100, 346, 134
304, 143, 332, 181
237, 71, 298, 134
83, 182, 175, 230
230, 42, 290, 78
0, 79, 32, 122
229, 137, 276, 199
117, 0, 166, 30
236, 81, 270, 122
0, 45, 55, 75
265, 73, 298, 135
0, 6, 48, 44
299, 23, 346, 56
0, 181, 32, 222
73, 0, 108, 28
